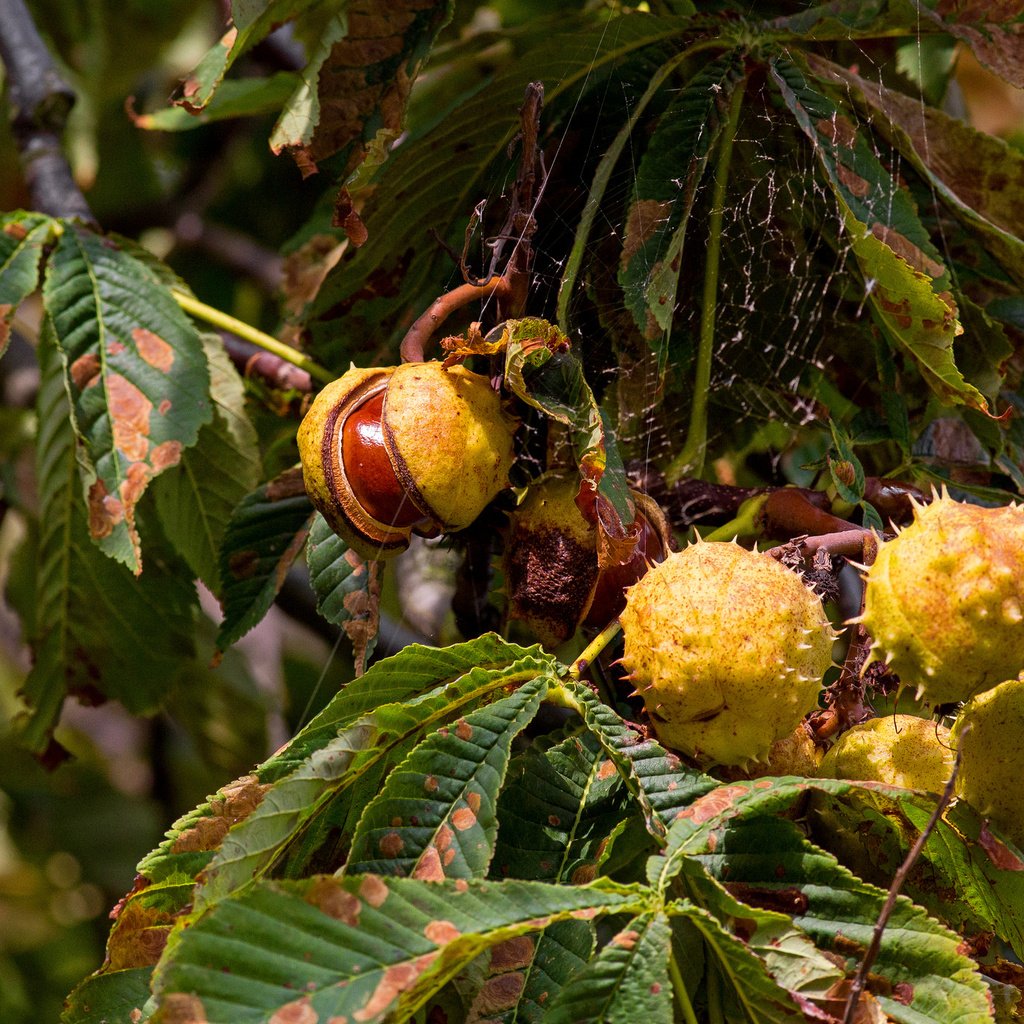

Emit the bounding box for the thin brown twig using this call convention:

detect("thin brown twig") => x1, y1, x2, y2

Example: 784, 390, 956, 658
841, 747, 962, 1024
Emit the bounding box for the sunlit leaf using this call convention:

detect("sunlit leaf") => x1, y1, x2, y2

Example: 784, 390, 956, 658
42, 223, 212, 572
151, 876, 647, 1024
19, 336, 197, 753
346, 674, 548, 879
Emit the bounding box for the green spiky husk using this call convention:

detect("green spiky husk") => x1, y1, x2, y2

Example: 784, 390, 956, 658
861, 495, 1024, 705
619, 540, 835, 767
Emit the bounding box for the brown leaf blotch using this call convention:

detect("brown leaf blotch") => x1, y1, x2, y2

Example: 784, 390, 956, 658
70, 353, 102, 391
610, 929, 640, 950
352, 962, 419, 1023
360, 874, 389, 907
424, 775, 439, 792
424, 920, 461, 945
151, 440, 183, 472
597, 759, 616, 781
159, 993, 208, 1023
269, 996, 319, 1024
309, 879, 361, 926
489, 936, 534, 972
379, 831, 404, 858
435, 825, 453, 852
107, 340, 126, 356
412, 845, 446, 883
107, 373, 153, 461
133, 327, 175, 371
455, 719, 473, 741
477, 973, 525, 1013
452, 808, 476, 831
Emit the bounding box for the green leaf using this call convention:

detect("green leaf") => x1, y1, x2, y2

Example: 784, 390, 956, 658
175, 0, 321, 112
309, 13, 692, 363
306, 512, 381, 673
268, 1, 453, 177
670, 902, 809, 1023
568, 682, 715, 843
619, 52, 746, 350
61, 967, 152, 1024
493, 730, 632, 884
502, 318, 633, 534
42, 223, 212, 572
682, 811, 995, 1023
544, 911, 673, 1024
770, 57, 989, 416
346, 675, 548, 879
465, 920, 595, 1024
188, 648, 555, 912
807, 54, 1024, 291
0, 210, 53, 357
153, 333, 260, 590
151, 876, 648, 1024
134, 72, 300, 130
216, 468, 314, 649
19, 335, 197, 752
827, 419, 866, 504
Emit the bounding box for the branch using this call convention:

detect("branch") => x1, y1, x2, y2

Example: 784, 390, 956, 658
0, 0, 94, 222
399, 278, 510, 363
221, 334, 313, 396
841, 749, 962, 1024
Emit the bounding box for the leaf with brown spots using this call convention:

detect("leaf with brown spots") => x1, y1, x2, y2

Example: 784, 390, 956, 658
346, 675, 549, 879
17, 339, 198, 753
306, 513, 381, 675
62, 966, 155, 1024
542, 912, 673, 1024
268, 0, 453, 181
216, 468, 315, 650
152, 875, 643, 1024
0, 211, 53, 359
152, 333, 261, 590
42, 223, 212, 573
770, 56, 992, 416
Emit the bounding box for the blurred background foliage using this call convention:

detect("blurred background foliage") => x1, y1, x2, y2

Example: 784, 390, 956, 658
2, 0, 1024, 1017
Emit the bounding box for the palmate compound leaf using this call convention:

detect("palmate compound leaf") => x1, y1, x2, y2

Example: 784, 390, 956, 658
567, 682, 716, 843
186, 644, 557, 914
61, 966, 152, 1024
41, 222, 212, 573
306, 511, 381, 675
651, 777, 1003, 1022
152, 333, 261, 591
215, 467, 315, 650
769, 55, 991, 417
18, 334, 197, 753
150, 875, 648, 1024
344, 674, 549, 880
308, 12, 693, 364
542, 911, 674, 1024
0, 210, 52, 357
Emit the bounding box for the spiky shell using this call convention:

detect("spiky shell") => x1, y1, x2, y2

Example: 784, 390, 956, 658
816, 715, 954, 793
861, 495, 1024, 705
952, 676, 1024, 849
619, 541, 835, 767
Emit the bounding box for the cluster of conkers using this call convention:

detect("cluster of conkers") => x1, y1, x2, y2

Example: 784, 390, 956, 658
298, 361, 516, 560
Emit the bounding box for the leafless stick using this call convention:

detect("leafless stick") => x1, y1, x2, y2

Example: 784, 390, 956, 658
841, 750, 962, 1024
0, 0, 94, 222
765, 528, 870, 562
399, 278, 511, 363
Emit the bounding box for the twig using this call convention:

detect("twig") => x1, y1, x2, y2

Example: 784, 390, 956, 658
842, 749, 962, 1024
764, 528, 869, 562
0, 0, 94, 222
220, 334, 313, 395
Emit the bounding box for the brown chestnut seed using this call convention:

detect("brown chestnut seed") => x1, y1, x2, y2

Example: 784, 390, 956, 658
341, 390, 429, 529
298, 362, 516, 560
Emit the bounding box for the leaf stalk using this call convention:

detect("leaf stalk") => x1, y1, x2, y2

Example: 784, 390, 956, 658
667, 75, 747, 483
172, 290, 334, 385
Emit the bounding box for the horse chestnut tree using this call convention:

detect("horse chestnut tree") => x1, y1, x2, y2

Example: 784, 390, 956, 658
6, 3, 1024, 1024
